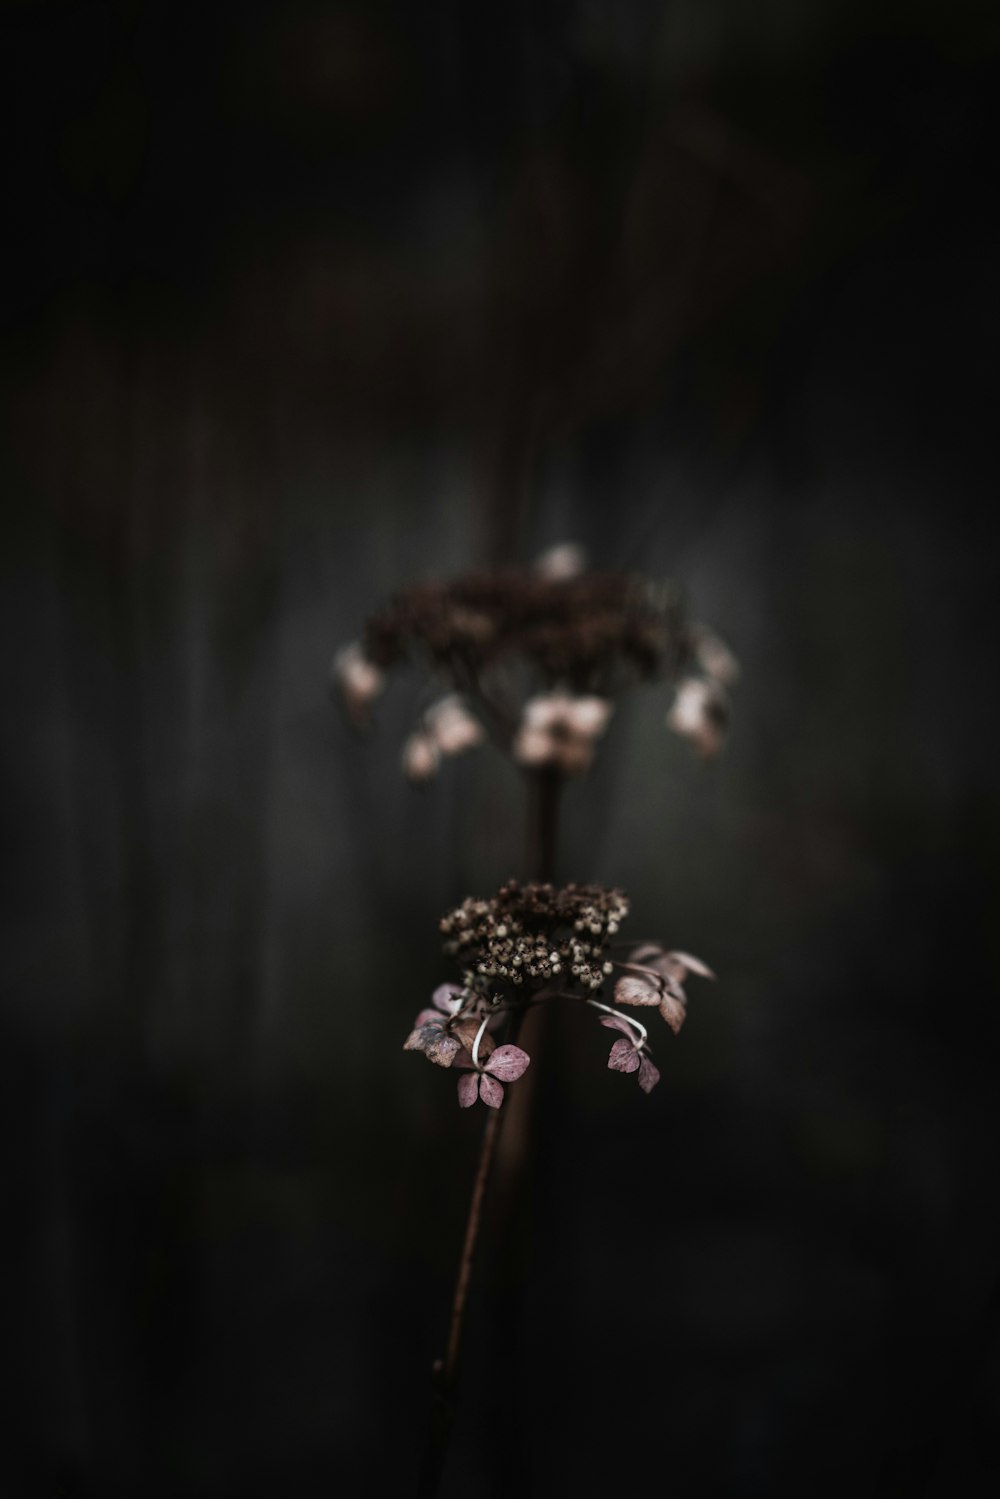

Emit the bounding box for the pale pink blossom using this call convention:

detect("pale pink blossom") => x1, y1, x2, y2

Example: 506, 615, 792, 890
402, 983, 468, 1067
401, 730, 441, 783
331, 642, 384, 727
533, 541, 587, 581
690, 624, 740, 687
424, 695, 484, 757
666, 676, 729, 759
513, 692, 614, 775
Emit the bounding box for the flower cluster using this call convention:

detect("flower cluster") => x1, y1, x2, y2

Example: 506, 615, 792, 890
332, 545, 737, 780
404, 882, 713, 1106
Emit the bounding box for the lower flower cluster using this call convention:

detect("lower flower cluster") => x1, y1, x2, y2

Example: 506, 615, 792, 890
404, 882, 713, 1107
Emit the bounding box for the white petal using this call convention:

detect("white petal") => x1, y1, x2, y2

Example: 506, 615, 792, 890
426, 696, 484, 756
691, 625, 740, 686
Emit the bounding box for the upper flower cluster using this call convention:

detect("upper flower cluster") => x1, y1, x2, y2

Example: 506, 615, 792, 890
405, 880, 713, 1107
332, 545, 737, 778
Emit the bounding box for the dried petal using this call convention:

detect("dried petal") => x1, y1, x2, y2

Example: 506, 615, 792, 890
413, 1008, 443, 1028
658, 992, 687, 1035
457, 1072, 480, 1108
608, 1037, 642, 1074
403, 1024, 438, 1053
637, 1055, 661, 1093
599, 1013, 637, 1037
425, 1032, 463, 1067
484, 1044, 531, 1081
432, 983, 465, 1014
614, 974, 661, 1007
513, 723, 559, 767
478, 1073, 505, 1109
452, 1019, 495, 1059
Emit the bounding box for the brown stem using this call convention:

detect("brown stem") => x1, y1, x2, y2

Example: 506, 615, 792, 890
419, 774, 561, 1496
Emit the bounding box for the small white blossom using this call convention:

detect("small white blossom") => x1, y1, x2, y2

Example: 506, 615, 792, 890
666, 677, 728, 759
513, 692, 614, 775
331, 641, 384, 727
533, 541, 587, 581
424, 695, 485, 757
402, 730, 440, 783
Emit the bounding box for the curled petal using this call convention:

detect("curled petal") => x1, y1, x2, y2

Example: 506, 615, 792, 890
628, 943, 665, 966
457, 1072, 480, 1108
659, 992, 687, 1035
637, 1055, 661, 1093
484, 1044, 530, 1081
403, 1024, 437, 1053
432, 983, 465, 1014
478, 1074, 505, 1109
608, 1037, 642, 1074
614, 974, 661, 1007
600, 1013, 637, 1037
665, 950, 716, 982
413, 1008, 443, 1028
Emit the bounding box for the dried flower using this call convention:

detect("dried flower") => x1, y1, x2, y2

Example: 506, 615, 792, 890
614, 944, 715, 1034
512, 692, 613, 775
403, 983, 471, 1066
405, 883, 711, 1104
335, 547, 737, 782
455, 1018, 531, 1109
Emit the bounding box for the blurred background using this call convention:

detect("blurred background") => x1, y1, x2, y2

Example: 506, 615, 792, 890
2, 1, 998, 1495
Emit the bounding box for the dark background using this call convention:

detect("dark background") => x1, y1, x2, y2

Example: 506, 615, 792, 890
2, 2, 998, 1495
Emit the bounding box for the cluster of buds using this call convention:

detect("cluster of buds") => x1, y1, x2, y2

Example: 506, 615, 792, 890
405, 882, 713, 1106
332, 544, 737, 780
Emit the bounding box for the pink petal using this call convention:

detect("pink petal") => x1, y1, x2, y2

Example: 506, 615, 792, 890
413, 1008, 442, 1028
600, 1014, 636, 1037
484, 1044, 531, 1081
608, 1038, 641, 1074
457, 1072, 480, 1108
614, 974, 660, 1007
637, 1056, 661, 1093
659, 992, 687, 1035
433, 983, 465, 1014
478, 1074, 505, 1109
452, 1047, 475, 1070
